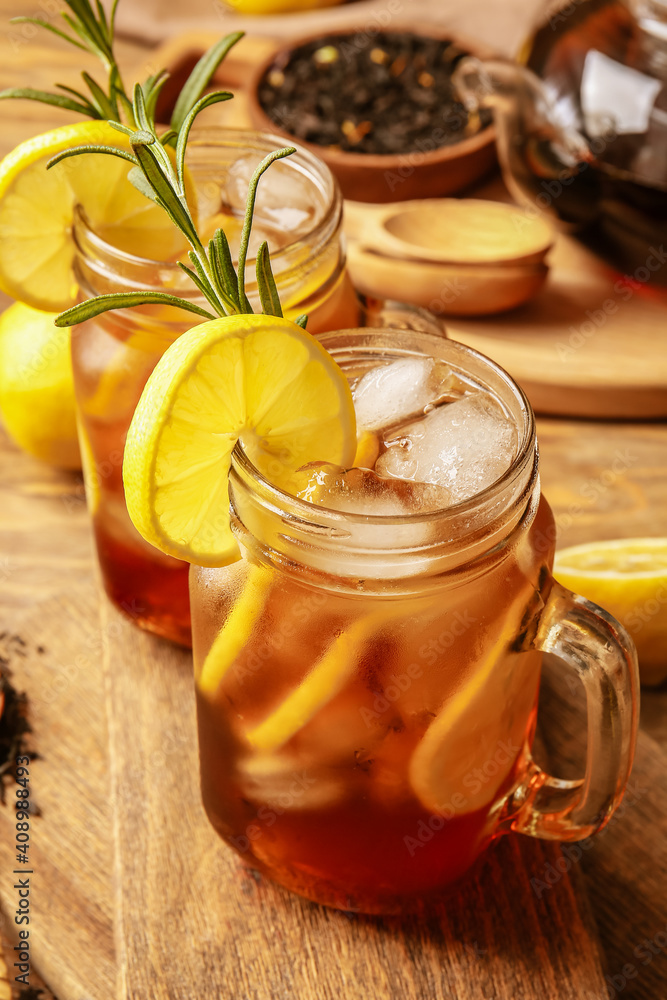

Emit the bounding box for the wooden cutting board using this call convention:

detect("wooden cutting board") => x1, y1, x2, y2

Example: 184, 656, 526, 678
153, 32, 667, 420
104, 603, 609, 1000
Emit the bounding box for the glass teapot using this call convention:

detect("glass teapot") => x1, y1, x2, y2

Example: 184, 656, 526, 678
454, 0, 667, 286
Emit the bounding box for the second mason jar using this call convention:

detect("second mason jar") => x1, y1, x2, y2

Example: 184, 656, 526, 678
70, 129, 360, 646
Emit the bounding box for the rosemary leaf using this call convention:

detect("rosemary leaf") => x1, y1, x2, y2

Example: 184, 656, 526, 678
131, 139, 199, 247
132, 91, 176, 180
67, 0, 110, 58
109, 0, 120, 37
128, 166, 158, 203
175, 90, 232, 190
170, 31, 243, 133
256, 241, 282, 318
47, 144, 138, 170
143, 71, 170, 122
61, 12, 102, 59
107, 65, 121, 119
107, 120, 134, 136
237, 147, 296, 313
0, 87, 99, 117
55, 292, 215, 327
55, 82, 100, 114
179, 259, 224, 315
9, 17, 89, 51
133, 82, 150, 132
115, 89, 136, 127
159, 129, 178, 147
82, 70, 117, 120
94, 0, 109, 35
208, 248, 240, 314
210, 230, 240, 312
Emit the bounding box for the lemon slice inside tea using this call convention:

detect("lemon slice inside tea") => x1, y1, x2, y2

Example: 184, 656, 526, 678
554, 537, 667, 686
0, 120, 190, 312
408, 591, 536, 816
123, 314, 357, 566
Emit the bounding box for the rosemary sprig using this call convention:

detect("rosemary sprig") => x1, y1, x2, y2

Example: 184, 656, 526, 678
48, 84, 296, 328
1, 0, 243, 133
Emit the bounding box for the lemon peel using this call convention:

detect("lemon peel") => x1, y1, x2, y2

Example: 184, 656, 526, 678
554, 537, 667, 687
122, 313, 356, 566
0, 121, 190, 312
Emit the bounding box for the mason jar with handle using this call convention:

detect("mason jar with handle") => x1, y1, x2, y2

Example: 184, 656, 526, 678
190, 328, 639, 914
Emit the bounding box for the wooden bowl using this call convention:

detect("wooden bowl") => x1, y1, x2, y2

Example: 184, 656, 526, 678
247, 26, 498, 203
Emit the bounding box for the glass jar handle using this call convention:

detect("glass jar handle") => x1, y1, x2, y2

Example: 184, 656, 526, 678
502, 581, 639, 841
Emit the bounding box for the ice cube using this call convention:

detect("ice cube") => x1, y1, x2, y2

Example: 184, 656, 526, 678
238, 753, 345, 810
375, 393, 517, 504
226, 155, 314, 239
352, 358, 460, 433
296, 464, 451, 515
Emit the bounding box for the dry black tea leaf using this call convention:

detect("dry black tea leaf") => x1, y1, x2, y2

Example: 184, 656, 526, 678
257, 31, 492, 156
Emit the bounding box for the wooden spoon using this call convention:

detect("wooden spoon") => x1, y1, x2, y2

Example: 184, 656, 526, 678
347, 242, 549, 316
344, 198, 554, 267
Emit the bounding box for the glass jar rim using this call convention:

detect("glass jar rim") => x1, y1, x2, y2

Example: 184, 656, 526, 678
72, 126, 343, 280
230, 329, 537, 536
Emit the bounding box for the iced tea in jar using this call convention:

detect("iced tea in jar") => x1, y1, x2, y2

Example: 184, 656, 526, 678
70, 130, 359, 645
191, 328, 638, 914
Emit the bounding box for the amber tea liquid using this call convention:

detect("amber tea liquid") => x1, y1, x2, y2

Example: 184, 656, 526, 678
192, 335, 556, 913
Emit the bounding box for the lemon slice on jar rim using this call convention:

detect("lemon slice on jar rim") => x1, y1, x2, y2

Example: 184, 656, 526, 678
122, 313, 357, 567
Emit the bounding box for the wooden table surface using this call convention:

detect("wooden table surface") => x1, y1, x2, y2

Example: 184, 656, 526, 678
0, 5, 666, 999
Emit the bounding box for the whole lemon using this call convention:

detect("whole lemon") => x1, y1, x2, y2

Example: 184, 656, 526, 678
223, 0, 342, 12
0, 301, 81, 469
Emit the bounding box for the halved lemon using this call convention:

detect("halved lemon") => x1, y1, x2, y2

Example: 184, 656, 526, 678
554, 538, 667, 687
122, 314, 357, 566
0, 120, 190, 312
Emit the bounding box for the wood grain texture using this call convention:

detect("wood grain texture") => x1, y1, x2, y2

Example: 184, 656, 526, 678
0, 7, 665, 998
448, 228, 667, 418
1, 921, 57, 1000
537, 657, 667, 1000
0, 429, 115, 1000
103, 600, 609, 1000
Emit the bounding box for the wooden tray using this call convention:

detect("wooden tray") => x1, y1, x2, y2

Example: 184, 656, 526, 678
153, 32, 667, 420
